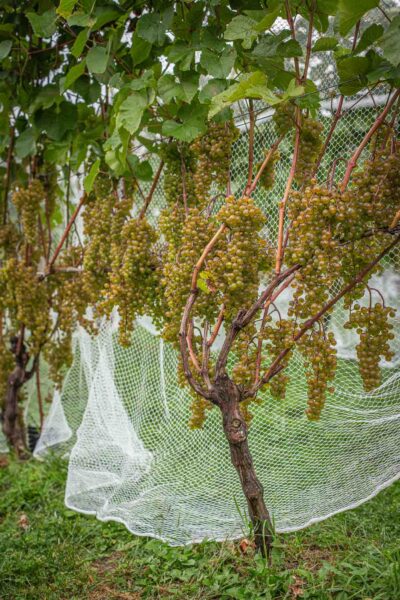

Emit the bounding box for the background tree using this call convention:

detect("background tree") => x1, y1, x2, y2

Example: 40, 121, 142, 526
1, 0, 399, 556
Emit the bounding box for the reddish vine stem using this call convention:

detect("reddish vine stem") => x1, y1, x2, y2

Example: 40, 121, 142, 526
252, 234, 400, 395
302, 0, 315, 82
138, 161, 164, 220
47, 193, 87, 271
248, 134, 285, 195
245, 99, 255, 196
207, 305, 225, 348
285, 0, 301, 82
2, 125, 15, 225
341, 89, 400, 191
313, 21, 360, 173
275, 108, 301, 275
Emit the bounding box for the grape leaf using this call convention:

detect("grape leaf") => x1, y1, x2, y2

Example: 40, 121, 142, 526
380, 16, 400, 67
86, 45, 109, 74
83, 159, 100, 193
335, 0, 379, 36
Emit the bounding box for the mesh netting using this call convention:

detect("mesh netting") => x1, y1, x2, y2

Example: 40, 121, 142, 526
35, 10, 400, 545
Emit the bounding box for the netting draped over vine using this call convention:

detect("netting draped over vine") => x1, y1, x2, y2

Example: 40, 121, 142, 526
35, 13, 400, 545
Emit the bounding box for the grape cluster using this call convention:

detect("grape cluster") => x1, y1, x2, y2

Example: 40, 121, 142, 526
12, 180, 44, 245
159, 142, 196, 206
190, 120, 239, 204
286, 183, 342, 320
295, 118, 323, 185
262, 318, 295, 400
102, 217, 160, 347
255, 150, 280, 190
298, 330, 337, 420
207, 196, 269, 321
345, 303, 395, 392
350, 147, 400, 234
162, 207, 217, 345
273, 101, 296, 136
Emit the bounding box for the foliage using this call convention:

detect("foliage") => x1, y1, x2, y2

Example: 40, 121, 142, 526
0, 456, 399, 599
0, 0, 399, 553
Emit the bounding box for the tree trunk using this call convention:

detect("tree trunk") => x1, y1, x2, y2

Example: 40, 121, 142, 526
214, 375, 273, 557
2, 366, 27, 458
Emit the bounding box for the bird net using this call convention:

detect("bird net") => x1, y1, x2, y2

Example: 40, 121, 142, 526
35, 12, 400, 545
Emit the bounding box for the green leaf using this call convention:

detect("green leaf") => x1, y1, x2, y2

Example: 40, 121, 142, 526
127, 156, 153, 181
224, 15, 258, 49
83, 159, 100, 194
15, 128, 36, 158
158, 74, 181, 103
199, 79, 228, 104
355, 24, 384, 53
67, 12, 93, 28
131, 30, 152, 65
165, 43, 194, 71
60, 60, 86, 92
197, 277, 210, 294
180, 72, 200, 103
57, 0, 78, 19
71, 28, 88, 58
200, 47, 236, 79
162, 104, 207, 142
26, 9, 57, 38
335, 0, 379, 36
253, 5, 282, 33
277, 39, 303, 57
380, 16, 400, 67
86, 45, 109, 74
0, 40, 12, 60
283, 79, 305, 99
295, 80, 321, 111
116, 92, 148, 135
337, 56, 370, 94
209, 72, 280, 118
136, 8, 174, 46
312, 36, 338, 52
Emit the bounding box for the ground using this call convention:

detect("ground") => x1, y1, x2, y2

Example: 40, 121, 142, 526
0, 455, 399, 600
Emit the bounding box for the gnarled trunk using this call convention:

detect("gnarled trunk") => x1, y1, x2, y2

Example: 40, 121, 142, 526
214, 375, 273, 557
2, 366, 27, 457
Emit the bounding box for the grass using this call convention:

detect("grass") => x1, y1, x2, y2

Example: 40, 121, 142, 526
0, 455, 399, 599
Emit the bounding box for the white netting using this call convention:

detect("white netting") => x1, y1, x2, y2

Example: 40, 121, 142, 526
35, 9, 400, 544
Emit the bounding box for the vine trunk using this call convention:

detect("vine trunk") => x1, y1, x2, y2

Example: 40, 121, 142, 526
214, 375, 273, 557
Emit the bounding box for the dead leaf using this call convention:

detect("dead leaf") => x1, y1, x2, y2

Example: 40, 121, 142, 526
18, 514, 29, 530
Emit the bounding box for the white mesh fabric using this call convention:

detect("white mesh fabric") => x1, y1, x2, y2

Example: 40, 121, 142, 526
37, 10, 400, 544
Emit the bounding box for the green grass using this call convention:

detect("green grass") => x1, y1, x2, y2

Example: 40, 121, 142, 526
0, 456, 399, 599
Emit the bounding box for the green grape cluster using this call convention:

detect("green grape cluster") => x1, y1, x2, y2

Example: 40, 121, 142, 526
1, 258, 50, 354
345, 303, 395, 392
350, 147, 400, 234
159, 205, 185, 252
44, 332, 73, 389
0, 223, 20, 257
295, 118, 323, 185
12, 180, 44, 245
286, 183, 342, 320
190, 120, 239, 204
159, 142, 196, 206
261, 318, 295, 400
207, 196, 269, 321
273, 101, 296, 136
102, 217, 159, 346
298, 330, 337, 421
255, 150, 280, 190
162, 207, 218, 345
